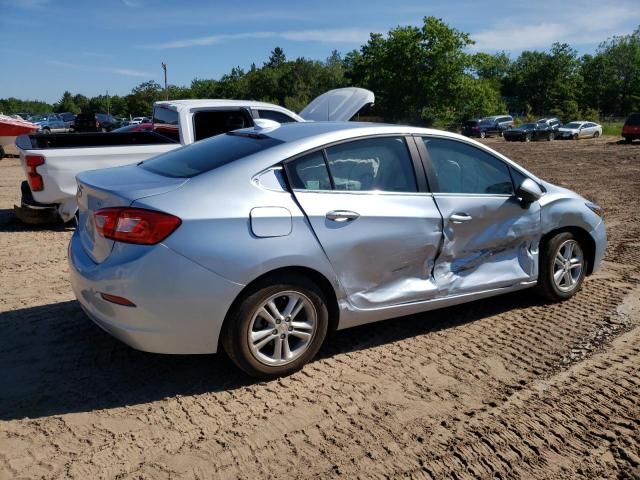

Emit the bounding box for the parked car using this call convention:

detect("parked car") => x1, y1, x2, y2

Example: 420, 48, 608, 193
557, 121, 602, 140
130, 117, 147, 125
536, 117, 563, 134
68, 121, 606, 378
58, 112, 76, 131
462, 116, 513, 138
15, 87, 374, 223
622, 113, 640, 143
30, 113, 69, 134
112, 123, 153, 133
504, 122, 556, 142
74, 113, 121, 132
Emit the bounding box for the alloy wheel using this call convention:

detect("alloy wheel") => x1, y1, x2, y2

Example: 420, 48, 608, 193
248, 291, 317, 366
552, 240, 584, 292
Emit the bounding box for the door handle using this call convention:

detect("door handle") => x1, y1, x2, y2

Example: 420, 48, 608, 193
326, 210, 360, 222
450, 213, 472, 223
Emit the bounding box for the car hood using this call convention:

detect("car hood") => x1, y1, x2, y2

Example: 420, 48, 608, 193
299, 87, 374, 122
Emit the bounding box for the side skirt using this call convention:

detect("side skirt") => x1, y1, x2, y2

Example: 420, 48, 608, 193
336, 281, 537, 330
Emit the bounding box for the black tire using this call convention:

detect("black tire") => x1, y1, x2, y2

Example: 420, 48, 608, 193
499, 130, 504, 137
573, 133, 579, 140
0, 145, 5, 159
480, 131, 486, 139
42, 128, 51, 134
537, 232, 587, 302
547, 132, 554, 141
221, 274, 329, 378
525, 133, 532, 142
624, 137, 632, 144
593, 131, 600, 138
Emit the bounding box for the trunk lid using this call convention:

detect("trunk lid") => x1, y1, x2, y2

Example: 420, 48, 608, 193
299, 87, 374, 122
76, 164, 187, 263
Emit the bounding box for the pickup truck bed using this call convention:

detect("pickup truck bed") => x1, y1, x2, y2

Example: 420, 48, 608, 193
16, 131, 177, 150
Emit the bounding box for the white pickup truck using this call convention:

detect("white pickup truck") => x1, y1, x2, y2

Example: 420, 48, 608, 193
15, 87, 374, 224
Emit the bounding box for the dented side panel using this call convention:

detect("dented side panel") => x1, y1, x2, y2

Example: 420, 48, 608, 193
291, 191, 443, 309
431, 195, 541, 296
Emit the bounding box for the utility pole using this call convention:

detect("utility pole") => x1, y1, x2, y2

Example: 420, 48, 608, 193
161, 62, 168, 100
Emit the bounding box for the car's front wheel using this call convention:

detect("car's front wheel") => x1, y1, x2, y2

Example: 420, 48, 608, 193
537, 232, 587, 301
222, 274, 329, 378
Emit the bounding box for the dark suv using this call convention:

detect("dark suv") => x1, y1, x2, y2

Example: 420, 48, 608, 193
74, 113, 121, 132
462, 115, 513, 138
623, 113, 640, 143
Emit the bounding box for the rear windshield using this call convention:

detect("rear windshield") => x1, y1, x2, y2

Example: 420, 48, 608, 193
140, 132, 284, 178
464, 120, 479, 126
625, 114, 640, 126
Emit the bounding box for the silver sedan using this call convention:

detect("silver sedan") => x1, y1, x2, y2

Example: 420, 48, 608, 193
69, 122, 607, 377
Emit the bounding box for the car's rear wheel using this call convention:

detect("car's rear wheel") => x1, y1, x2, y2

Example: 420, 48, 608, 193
537, 232, 587, 301
222, 274, 329, 378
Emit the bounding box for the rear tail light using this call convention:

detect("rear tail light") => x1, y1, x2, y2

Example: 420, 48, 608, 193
96, 120, 100, 129
25, 154, 45, 191
94, 207, 181, 245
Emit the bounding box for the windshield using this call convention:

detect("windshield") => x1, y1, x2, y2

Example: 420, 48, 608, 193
141, 132, 284, 178
564, 122, 582, 129
30, 115, 46, 122
625, 114, 640, 126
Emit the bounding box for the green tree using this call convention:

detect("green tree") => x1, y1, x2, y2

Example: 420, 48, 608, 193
126, 80, 163, 116
53, 91, 79, 113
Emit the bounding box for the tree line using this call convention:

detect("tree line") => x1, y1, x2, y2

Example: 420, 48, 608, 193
2, 17, 638, 127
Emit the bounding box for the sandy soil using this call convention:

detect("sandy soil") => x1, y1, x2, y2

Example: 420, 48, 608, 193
0, 137, 639, 479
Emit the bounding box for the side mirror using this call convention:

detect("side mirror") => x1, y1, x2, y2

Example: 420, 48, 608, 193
517, 178, 543, 205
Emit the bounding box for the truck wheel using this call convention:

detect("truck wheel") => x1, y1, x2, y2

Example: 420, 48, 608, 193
537, 232, 587, 302
222, 274, 329, 378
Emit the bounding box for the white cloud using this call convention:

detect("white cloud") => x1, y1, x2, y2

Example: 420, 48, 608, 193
470, 5, 639, 51
121, 0, 142, 7
139, 28, 373, 49
46, 60, 151, 77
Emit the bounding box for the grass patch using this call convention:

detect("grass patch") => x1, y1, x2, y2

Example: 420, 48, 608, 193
602, 122, 624, 136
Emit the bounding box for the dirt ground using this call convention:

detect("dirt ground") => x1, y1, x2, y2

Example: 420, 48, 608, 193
0, 137, 639, 479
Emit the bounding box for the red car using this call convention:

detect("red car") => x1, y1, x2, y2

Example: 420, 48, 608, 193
622, 113, 640, 143
111, 123, 153, 133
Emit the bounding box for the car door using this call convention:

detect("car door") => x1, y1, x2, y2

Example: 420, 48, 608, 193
285, 135, 443, 309
417, 136, 541, 297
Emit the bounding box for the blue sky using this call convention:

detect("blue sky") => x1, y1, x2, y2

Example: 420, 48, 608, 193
1, 0, 639, 104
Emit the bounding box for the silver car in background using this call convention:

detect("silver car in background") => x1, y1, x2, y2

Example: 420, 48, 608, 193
558, 121, 603, 139
69, 122, 606, 377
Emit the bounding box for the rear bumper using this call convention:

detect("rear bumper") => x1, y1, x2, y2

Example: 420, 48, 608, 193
14, 181, 60, 224
623, 132, 639, 140
68, 232, 244, 354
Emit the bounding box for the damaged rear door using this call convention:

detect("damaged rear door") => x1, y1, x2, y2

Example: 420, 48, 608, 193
285, 135, 442, 310
418, 136, 541, 296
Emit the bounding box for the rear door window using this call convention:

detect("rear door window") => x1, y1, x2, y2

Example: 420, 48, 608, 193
324, 137, 417, 192
287, 151, 332, 190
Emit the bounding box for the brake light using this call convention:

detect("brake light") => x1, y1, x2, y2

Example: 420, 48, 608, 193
25, 155, 45, 191
94, 207, 181, 244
